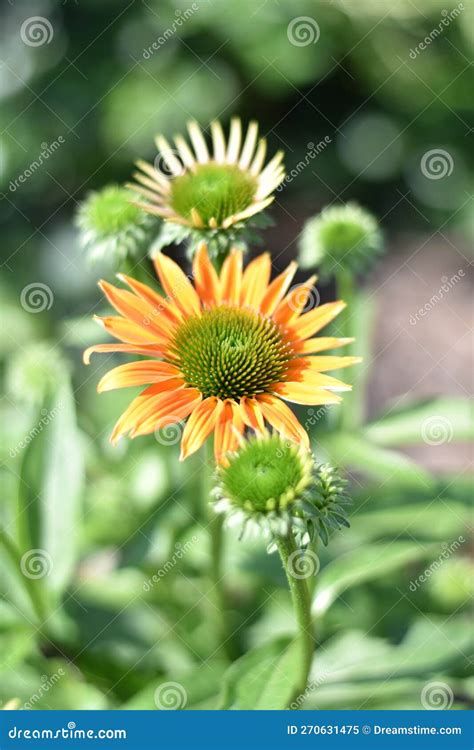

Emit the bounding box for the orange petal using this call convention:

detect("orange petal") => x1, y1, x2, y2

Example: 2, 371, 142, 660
179, 397, 223, 460
110, 381, 185, 443
288, 356, 362, 373
273, 275, 318, 326
83, 343, 164, 365
192, 242, 221, 307
98, 280, 173, 340
288, 301, 346, 341
273, 382, 343, 406
94, 316, 163, 345
259, 261, 297, 315
214, 400, 244, 464
256, 394, 309, 448
153, 252, 201, 317
117, 273, 182, 327
284, 367, 352, 392
131, 388, 201, 439
220, 249, 243, 305
97, 361, 181, 393
239, 396, 265, 432
240, 252, 271, 309
292, 337, 354, 355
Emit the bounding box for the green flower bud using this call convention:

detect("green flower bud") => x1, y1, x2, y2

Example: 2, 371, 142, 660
298, 202, 383, 278
213, 433, 350, 548
76, 185, 159, 263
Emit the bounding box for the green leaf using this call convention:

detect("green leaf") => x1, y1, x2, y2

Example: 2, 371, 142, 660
123, 662, 227, 710
313, 541, 439, 615
363, 397, 474, 446
320, 433, 434, 490
350, 500, 470, 542
17, 379, 84, 599
219, 637, 304, 709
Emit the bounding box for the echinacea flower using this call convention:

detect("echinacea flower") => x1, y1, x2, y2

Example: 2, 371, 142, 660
298, 202, 383, 277
76, 185, 159, 263
84, 244, 360, 463
128, 119, 284, 243
213, 432, 351, 546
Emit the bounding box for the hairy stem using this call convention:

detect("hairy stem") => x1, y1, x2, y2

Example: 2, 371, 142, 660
276, 533, 315, 705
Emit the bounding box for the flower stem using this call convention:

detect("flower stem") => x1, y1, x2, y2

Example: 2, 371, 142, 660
276, 533, 315, 705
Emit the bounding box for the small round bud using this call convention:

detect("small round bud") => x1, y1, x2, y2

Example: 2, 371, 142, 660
76, 185, 159, 264
298, 202, 383, 278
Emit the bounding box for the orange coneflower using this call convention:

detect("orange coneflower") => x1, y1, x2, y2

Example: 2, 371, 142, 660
84, 245, 360, 463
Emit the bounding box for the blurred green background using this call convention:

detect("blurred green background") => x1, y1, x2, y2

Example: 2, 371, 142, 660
1, 0, 472, 711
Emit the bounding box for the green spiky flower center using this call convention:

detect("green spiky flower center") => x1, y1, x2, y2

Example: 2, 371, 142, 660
169, 305, 291, 400
83, 186, 143, 235
170, 164, 256, 225
219, 435, 313, 513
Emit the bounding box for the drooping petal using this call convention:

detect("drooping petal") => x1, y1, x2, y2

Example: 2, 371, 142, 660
192, 242, 221, 307
110, 381, 185, 443
179, 397, 223, 460
259, 261, 297, 315
153, 252, 201, 317
83, 343, 164, 365
116, 274, 183, 327
131, 388, 202, 439
288, 301, 346, 341
239, 396, 265, 432
94, 316, 163, 345
240, 252, 271, 309
250, 138, 267, 176
292, 337, 354, 355
98, 280, 173, 339
256, 394, 309, 448
214, 400, 244, 464
220, 249, 243, 305
273, 382, 343, 406
97, 361, 181, 393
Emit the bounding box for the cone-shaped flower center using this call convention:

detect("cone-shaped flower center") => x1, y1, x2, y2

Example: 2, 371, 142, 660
219, 435, 313, 513
170, 306, 291, 400
170, 164, 256, 225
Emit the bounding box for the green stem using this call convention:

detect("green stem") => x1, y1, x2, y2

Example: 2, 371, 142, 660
276, 533, 315, 704
335, 268, 357, 431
